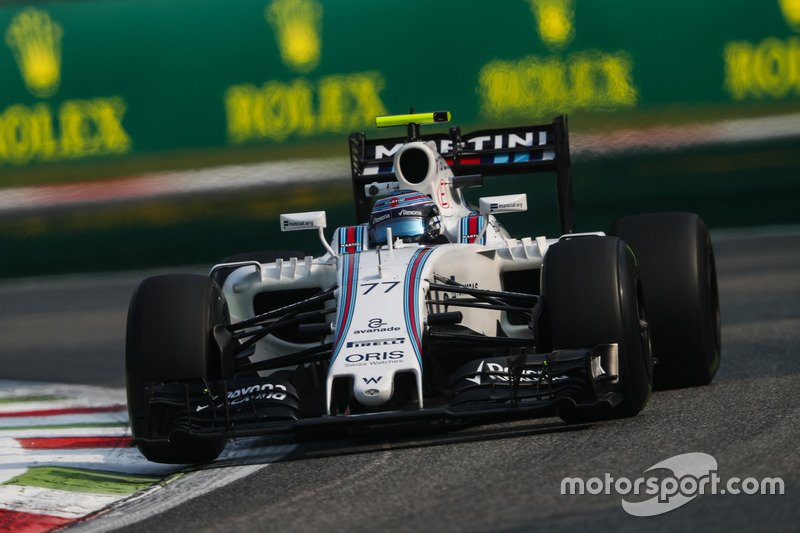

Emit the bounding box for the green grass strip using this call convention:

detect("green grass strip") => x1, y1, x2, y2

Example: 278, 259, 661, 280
2, 466, 163, 496
0, 396, 68, 404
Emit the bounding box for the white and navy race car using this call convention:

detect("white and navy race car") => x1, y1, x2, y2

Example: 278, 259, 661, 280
126, 111, 721, 464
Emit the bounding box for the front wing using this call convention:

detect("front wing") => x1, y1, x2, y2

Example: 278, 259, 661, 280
133, 344, 620, 445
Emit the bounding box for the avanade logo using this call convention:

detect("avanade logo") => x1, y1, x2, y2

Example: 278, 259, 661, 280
561, 452, 784, 517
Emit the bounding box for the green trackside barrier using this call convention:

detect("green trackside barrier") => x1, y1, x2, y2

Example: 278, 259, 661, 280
1, 136, 797, 279
0, 0, 799, 175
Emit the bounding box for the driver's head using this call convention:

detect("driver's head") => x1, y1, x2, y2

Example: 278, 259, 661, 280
368, 190, 441, 245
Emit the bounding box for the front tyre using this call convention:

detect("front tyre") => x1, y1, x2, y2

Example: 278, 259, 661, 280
541, 236, 653, 421
126, 274, 230, 464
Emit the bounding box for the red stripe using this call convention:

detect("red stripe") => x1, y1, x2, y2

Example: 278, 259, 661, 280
16, 436, 133, 450
0, 405, 126, 418
344, 226, 359, 251
333, 254, 357, 350
0, 509, 73, 533
468, 216, 479, 242
407, 248, 432, 348
445, 158, 482, 166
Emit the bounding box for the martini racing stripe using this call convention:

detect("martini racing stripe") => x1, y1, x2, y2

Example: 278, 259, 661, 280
330, 252, 360, 364
460, 215, 486, 244
403, 247, 435, 365
338, 226, 366, 254
370, 192, 431, 214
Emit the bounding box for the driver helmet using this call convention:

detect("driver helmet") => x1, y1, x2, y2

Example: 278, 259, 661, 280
368, 190, 442, 245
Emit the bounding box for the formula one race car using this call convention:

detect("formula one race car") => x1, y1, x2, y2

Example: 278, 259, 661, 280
126, 111, 721, 464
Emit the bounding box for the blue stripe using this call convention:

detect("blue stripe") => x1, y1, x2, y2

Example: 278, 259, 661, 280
338, 226, 365, 253
330, 253, 359, 365
403, 247, 434, 366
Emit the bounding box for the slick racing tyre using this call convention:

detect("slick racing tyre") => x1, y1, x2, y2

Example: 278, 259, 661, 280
541, 236, 653, 421
126, 274, 230, 464
211, 250, 307, 286
610, 212, 720, 389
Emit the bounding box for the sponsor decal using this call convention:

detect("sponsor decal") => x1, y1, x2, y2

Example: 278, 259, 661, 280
226, 383, 288, 405
283, 219, 313, 229
460, 216, 485, 244
723, 2, 800, 103
448, 275, 478, 290
437, 179, 451, 209
344, 351, 405, 363
352, 317, 402, 334
5, 8, 63, 98
490, 201, 524, 210
338, 225, 366, 254
352, 326, 401, 334
346, 337, 405, 348
478, 1, 637, 120
371, 132, 543, 160
2, 8, 132, 166
362, 376, 382, 384
224, 0, 387, 143
528, 0, 575, 51
266, 0, 323, 74
465, 361, 542, 385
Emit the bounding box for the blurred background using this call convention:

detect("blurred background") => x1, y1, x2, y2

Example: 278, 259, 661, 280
0, 0, 798, 278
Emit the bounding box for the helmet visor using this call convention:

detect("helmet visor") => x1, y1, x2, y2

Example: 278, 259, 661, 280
371, 217, 427, 244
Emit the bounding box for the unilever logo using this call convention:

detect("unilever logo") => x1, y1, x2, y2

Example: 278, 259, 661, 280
561, 452, 784, 517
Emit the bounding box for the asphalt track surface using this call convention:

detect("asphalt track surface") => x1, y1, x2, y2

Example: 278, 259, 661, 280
0, 229, 798, 532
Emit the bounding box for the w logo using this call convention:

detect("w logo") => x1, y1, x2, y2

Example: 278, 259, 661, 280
362, 377, 382, 385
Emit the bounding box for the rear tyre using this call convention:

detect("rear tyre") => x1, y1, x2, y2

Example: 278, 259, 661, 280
126, 274, 230, 464
541, 236, 653, 421
610, 212, 720, 389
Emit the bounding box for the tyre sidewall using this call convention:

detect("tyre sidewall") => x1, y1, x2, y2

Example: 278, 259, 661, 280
610, 213, 720, 388
542, 237, 652, 419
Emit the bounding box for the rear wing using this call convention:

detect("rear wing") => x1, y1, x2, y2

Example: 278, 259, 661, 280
348, 115, 575, 235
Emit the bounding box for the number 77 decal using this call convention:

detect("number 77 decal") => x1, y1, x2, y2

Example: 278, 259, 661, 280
360, 281, 400, 294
